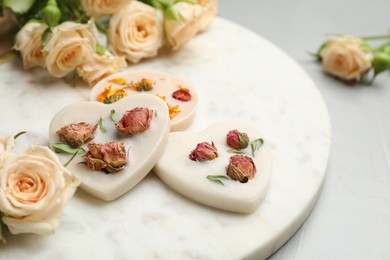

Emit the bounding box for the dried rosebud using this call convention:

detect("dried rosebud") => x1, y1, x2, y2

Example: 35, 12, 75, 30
115, 107, 153, 135
172, 87, 191, 102
189, 141, 218, 161
227, 129, 249, 149
226, 155, 256, 183
57, 122, 98, 148
82, 142, 127, 173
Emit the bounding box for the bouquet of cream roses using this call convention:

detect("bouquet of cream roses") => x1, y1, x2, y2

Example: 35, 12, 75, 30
0, 0, 217, 86
0, 133, 80, 242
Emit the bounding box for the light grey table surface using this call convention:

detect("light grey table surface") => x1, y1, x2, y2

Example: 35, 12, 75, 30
219, 1, 390, 259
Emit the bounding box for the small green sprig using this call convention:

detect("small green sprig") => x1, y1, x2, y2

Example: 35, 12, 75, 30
50, 142, 86, 154
99, 116, 107, 133
207, 175, 229, 185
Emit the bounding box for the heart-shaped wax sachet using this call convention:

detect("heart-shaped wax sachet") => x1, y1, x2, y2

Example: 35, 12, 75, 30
153, 122, 273, 213
49, 94, 170, 201
90, 70, 198, 132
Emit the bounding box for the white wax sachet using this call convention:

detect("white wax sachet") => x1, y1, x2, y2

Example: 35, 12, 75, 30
89, 70, 198, 131
153, 122, 273, 213
49, 95, 170, 201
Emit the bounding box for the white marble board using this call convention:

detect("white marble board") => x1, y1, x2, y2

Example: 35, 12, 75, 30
0, 18, 331, 259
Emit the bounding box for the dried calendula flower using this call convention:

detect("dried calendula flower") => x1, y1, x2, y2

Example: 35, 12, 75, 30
226, 155, 256, 183
156, 94, 181, 119
82, 141, 127, 173
189, 141, 218, 161
129, 78, 154, 91
57, 122, 98, 148
98, 86, 128, 104
227, 129, 249, 149
115, 107, 153, 135
172, 85, 191, 102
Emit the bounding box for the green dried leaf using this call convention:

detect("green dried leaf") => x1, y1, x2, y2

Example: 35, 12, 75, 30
227, 148, 248, 155
50, 143, 86, 154
110, 109, 116, 122
13, 131, 26, 140
99, 116, 106, 133
207, 175, 229, 185
251, 138, 264, 157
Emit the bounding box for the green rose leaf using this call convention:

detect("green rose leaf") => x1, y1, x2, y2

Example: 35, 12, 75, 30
50, 143, 86, 154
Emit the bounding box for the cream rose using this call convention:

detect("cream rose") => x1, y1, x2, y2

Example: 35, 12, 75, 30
77, 51, 127, 86
43, 20, 98, 78
165, 2, 216, 50
195, 0, 218, 32
107, 1, 163, 63
0, 146, 80, 235
14, 22, 48, 69
81, 0, 132, 18
320, 35, 373, 81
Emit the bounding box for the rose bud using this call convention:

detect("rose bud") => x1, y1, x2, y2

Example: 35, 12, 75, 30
226, 129, 249, 149
189, 141, 218, 161
226, 155, 256, 183
115, 107, 153, 135
57, 122, 98, 147
82, 142, 127, 173
172, 87, 191, 102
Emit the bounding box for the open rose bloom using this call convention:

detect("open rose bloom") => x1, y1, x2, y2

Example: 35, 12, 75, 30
320, 35, 373, 81
42, 20, 98, 78
0, 145, 80, 235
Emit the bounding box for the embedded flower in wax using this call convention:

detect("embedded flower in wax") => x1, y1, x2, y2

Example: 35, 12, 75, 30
226, 129, 249, 150
172, 86, 191, 102
56, 122, 98, 148
189, 141, 218, 161
98, 86, 129, 104
115, 107, 153, 135
226, 155, 256, 183
82, 142, 127, 173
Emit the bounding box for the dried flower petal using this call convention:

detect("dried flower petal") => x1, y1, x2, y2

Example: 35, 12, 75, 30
189, 141, 218, 161
172, 86, 191, 102
57, 122, 98, 148
129, 78, 154, 91
156, 94, 181, 119
226, 155, 256, 183
82, 142, 127, 173
97, 86, 128, 104
115, 107, 153, 135
227, 129, 249, 150
109, 77, 127, 84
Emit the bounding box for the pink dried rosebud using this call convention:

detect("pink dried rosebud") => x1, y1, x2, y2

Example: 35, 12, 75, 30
189, 141, 218, 161
115, 107, 153, 135
82, 141, 127, 173
226, 155, 256, 183
57, 122, 98, 147
227, 129, 249, 149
